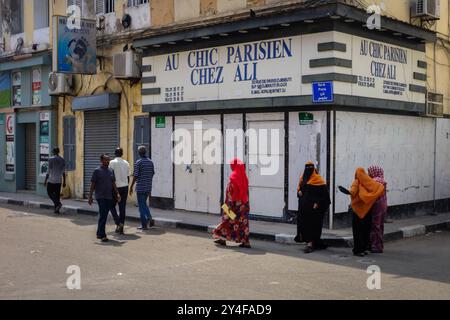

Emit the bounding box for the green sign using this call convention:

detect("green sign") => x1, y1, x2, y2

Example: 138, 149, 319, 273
299, 112, 314, 125
156, 116, 166, 128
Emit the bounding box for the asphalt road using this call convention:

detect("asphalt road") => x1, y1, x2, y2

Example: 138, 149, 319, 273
0, 204, 449, 300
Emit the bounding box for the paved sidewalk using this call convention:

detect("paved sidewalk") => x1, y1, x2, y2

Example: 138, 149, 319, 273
0, 191, 449, 247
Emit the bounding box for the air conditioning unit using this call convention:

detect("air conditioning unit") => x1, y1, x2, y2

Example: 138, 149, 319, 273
411, 0, 440, 20
113, 50, 142, 79
48, 72, 74, 96
425, 92, 444, 117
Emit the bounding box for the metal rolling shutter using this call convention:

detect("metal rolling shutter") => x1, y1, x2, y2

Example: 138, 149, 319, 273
25, 124, 37, 191
84, 110, 119, 197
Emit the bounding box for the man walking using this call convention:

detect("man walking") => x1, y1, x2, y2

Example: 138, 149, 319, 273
88, 154, 120, 242
44, 147, 66, 214
130, 146, 155, 230
109, 148, 130, 235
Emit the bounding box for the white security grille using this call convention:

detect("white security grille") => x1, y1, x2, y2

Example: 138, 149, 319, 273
96, 0, 115, 14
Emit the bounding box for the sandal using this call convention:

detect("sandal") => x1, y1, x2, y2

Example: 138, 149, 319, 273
214, 239, 227, 246
304, 245, 314, 254
239, 243, 251, 248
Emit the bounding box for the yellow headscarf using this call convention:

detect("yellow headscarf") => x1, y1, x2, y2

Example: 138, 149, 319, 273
350, 167, 385, 219
297, 161, 327, 192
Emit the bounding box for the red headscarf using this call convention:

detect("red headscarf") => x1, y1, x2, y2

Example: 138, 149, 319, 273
229, 158, 249, 203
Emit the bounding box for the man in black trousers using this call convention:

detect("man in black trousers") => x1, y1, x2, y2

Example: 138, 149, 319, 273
44, 147, 66, 214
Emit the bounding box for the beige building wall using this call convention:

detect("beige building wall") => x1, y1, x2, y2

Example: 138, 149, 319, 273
174, 0, 201, 22
57, 46, 148, 199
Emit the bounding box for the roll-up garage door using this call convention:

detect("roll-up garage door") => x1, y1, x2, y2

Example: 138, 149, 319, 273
84, 110, 119, 197
25, 124, 37, 191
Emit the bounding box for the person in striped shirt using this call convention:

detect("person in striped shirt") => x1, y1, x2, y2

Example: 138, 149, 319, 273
129, 146, 155, 230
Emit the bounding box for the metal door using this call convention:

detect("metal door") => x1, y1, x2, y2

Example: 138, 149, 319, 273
174, 115, 221, 214
84, 110, 119, 197
25, 123, 36, 191
246, 120, 285, 218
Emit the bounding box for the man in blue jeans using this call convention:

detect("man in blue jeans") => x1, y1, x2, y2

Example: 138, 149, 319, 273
88, 154, 121, 242
130, 146, 155, 230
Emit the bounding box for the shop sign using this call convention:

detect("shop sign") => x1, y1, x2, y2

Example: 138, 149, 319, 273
299, 112, 314, 125
156, 116, 166, 128
351, 35, 422, 102
143, 32, 426, 107
5, 114, 15, 173
32, 68, 42, 106
0, 72, 11, 108
312, 82, 334, 103
53, 16, 97, 74
145, 36, 302, 104
12, 72, 21, 107
39, 112, 50, 176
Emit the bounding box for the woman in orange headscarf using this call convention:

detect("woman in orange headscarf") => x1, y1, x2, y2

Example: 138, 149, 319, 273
213, 158, 251, 248
339, 167, 385, 256
295, 162, 331, 253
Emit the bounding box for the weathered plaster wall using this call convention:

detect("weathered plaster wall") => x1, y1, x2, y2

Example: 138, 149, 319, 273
288, 111, 328, 211
334, 111, 436, 214
57, 44, 147, 199
436, 118, 450, 200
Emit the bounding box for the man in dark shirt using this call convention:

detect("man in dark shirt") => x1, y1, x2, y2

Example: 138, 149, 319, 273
44, 147, 66, 214
130, 146, 155, 230
88, 154, 120, 242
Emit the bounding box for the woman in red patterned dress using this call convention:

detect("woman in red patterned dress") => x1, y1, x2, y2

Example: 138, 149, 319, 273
213, 158, 251, 248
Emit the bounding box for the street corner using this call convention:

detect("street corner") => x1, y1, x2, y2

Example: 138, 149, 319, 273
400, 225, 427, 238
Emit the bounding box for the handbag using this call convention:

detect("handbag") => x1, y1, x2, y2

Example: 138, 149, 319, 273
221, 203, 237, 220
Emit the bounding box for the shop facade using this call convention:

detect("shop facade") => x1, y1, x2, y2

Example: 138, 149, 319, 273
0, 53, 56, 197
135, 6, 450, 228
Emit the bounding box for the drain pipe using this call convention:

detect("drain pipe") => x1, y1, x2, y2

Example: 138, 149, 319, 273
432, 41, 437, 214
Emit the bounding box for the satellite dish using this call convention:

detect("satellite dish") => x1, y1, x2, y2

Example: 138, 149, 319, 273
122, 14, 132, 29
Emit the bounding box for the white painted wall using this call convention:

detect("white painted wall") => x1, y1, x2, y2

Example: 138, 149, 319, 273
151, 116, 173, 199
334, 112, 435, 213
223, 114, 244, 197
124, 3, 151, 30
435, 118, 450, 200
33, 28, 50, 46
288, 111, 328, 211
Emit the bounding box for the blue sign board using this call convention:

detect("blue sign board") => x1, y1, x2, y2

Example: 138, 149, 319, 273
312, 81, 334, 103
54, 16, 97, 74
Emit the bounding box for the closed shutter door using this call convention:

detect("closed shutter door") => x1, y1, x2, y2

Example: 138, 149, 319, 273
25, 124, 37, 191
84, 110, 119, 197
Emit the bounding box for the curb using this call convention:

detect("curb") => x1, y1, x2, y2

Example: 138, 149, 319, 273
1, 197, 449, 248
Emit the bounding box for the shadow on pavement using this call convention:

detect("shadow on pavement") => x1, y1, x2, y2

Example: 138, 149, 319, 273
2, 202, 449, 285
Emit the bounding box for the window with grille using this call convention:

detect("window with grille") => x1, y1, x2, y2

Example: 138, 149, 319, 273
128, 0, 149, 7
11, 0, 24, 35
63, 116, 76, 171
96, 0, 115, 14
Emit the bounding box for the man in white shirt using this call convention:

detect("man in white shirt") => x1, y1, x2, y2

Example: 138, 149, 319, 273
109, 148, 131, 234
